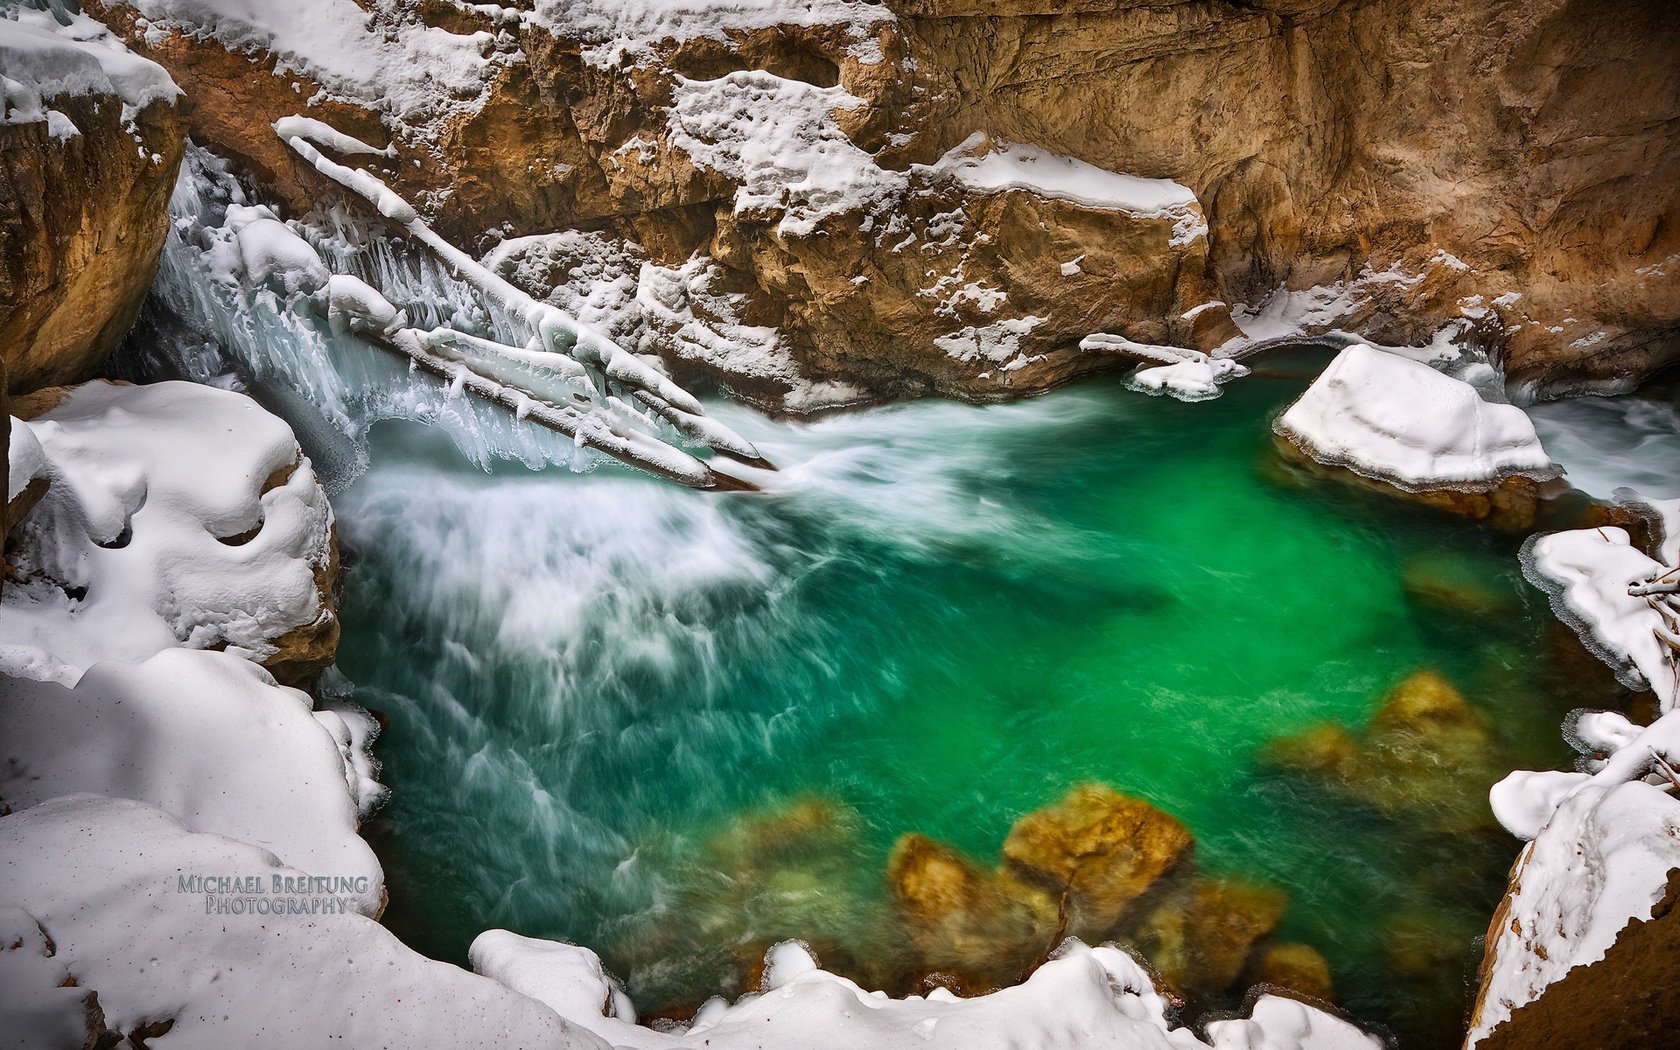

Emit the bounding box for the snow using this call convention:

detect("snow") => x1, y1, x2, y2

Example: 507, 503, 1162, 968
0, 795, 600, 1050
222, 202, 332, 294
936, 316, 1047, 368
1520, 526, 1679, 705
1080, 333, 1249, 403
6, 413, 48, 503
98, 0, 502, 140
0, 648, 384, 916
0, 7, 179, 128
524, 0, 895, 68
0, 381, 335, 678
1275, 344, 1557, 490
929, 135, 1206, 244
667, 70, 908, 238
1468, 780, 1680, 1047
471, 932, 1378, 1050
272, 113, 393, 157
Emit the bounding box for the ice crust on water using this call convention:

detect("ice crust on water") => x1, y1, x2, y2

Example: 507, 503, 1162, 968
1520, 525, 1678, 703
1275, 344, 1556, 490
1, 381, 335, 678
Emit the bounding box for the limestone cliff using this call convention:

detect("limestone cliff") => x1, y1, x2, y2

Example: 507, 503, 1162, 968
84, 0, 1678, 408
0, 9, 185, 394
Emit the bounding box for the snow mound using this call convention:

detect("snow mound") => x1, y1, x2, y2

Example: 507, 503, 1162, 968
0, 795, 600, 1050
525, 0, 895, 68
1275, 344, 1556, 490
471, 932, 1378, 1050
0, 7, 179, 131
2, 381, 335, 679
0, 648, 384, 915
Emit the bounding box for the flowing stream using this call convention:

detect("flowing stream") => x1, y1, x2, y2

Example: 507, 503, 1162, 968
326, 359, 1577, 1046
122, 158, 1680, 1046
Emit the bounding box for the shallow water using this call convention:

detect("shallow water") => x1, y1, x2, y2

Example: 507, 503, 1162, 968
329, 355, 1569, 1046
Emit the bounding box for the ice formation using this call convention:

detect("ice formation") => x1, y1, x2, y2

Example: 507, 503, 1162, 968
149, 130, 760, 488
1, 380, 335, 679
1274, 344, 1556, 490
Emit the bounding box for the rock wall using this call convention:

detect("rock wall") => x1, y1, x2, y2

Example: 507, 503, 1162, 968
85, 0, 1679, 406
0, 12, 186, 394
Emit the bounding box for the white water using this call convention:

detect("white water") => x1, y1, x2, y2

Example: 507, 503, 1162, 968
1528, 393, 1680, 500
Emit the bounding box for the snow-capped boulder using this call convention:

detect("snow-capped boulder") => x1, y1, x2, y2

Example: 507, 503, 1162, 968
1274, 345, 1558, 529
2, 380, 338, 684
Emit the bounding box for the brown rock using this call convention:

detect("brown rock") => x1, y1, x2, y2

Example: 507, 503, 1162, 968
85, 0, 1680, 405
1250, 942, 1335, 1003
1, 55, 185, 394
1002, 783, 1194, 935
1272, 433, 1549, 532
1261, 670, 1506, 834
1472, 869, 1680, 1050
886, 833, 1055, 987
1131, 876, 1289, 999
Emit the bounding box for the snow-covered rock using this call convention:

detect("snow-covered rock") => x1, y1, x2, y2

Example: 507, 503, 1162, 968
0, 648, 384, 915
1275, 344, 1556, 491
1080, 333, 1249, 403
931, 136, 1207, 248
1521, 525, 1678, 705
1, 381, 336, 681
471, 932, 1379, 1050
1468, 780, 1680, 1047
0, 795, 601, 1050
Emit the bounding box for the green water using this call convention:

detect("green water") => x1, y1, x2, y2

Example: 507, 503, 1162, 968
336, 355, 1568, 1046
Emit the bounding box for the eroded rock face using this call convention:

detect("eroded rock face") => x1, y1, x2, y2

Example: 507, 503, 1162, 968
0, 15, 186, 395
85, 0, 1679, 406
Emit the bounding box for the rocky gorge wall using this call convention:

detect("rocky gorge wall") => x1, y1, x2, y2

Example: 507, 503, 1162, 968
0, 9, 185, 393
76, 0, 1680, 408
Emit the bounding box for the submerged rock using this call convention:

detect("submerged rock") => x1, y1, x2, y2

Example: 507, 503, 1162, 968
1401, 552, 1521, 619
1249, 942, 1335, 1004
1129, 876, 1289, 1001
885, 833, 1054, 989
1261, 670, 1508, 835
1002, 783, 1195, 934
